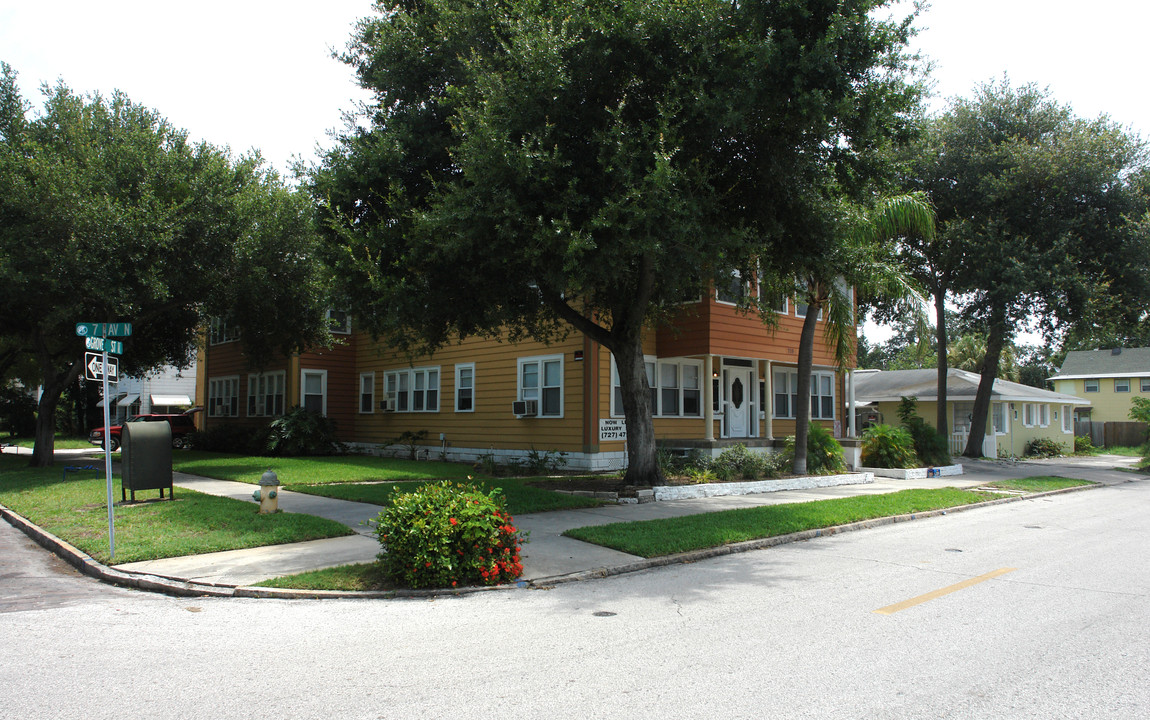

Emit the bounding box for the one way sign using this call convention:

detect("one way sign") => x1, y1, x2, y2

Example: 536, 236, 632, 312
85, 352, 119, 382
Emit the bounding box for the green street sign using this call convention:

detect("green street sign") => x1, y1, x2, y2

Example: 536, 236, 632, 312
85, 336, 124, 354
75, 322, 133, 337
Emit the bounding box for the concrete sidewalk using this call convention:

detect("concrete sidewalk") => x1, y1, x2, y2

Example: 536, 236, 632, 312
108, 455, 1140, 588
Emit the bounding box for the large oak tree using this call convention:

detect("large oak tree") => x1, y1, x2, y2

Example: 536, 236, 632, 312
0, 64, 332, 466
312, 0, 922, 484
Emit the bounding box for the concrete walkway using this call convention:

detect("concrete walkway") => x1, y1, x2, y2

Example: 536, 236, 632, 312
4, 445, 1142, 589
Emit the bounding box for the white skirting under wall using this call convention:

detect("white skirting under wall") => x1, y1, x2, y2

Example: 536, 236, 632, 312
347, 442, 629, 472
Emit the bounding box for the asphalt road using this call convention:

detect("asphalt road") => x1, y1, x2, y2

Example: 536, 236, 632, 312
2, 471, 1148, 719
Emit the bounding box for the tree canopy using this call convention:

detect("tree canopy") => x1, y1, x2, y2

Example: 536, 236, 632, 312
906, 79, 1150, 456
313, 0, 922, 483
0, 63, 332, 465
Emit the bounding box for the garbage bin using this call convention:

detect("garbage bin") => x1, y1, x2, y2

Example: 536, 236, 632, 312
121, 420, 174, 502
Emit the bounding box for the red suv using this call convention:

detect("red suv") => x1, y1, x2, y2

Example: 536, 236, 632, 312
89, 408, 201, 451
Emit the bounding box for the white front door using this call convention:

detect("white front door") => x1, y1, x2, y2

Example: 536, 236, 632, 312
725, 369, 752, 437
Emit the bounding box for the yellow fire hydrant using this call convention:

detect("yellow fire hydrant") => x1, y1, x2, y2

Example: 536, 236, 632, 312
253, 469, 280, 514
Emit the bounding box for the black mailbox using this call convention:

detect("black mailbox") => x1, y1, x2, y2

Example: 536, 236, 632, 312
121, 420, 174, 502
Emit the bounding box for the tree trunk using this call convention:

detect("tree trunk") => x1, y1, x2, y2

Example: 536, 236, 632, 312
29, 357, 82, 467
963, 313, 1008, 458
610, 339, 662, 486
792, 295, 821, 475
933, 289, 949, 435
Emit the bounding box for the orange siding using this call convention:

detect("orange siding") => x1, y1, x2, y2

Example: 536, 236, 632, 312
354, 333, 589, 453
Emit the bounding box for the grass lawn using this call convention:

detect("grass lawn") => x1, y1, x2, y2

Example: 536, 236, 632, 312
1084, 445, 1142, 457
172, 451, 476, 484
564, 487, 1020, 558
980, 477, 1093, 493
255, 562, 393, 591
0, 454, 352, 564
173, 450, 604, 515
4, 435, 96, 450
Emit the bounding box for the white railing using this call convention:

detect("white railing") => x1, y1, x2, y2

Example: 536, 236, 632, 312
949, 432, 968, 455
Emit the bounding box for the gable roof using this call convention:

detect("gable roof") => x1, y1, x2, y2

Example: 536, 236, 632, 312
853, 368, 1089, 405
1051, 347, 1150, 380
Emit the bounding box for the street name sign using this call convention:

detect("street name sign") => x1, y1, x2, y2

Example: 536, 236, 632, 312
75, 322, 133, 338
84, 336, 124, 354
85, 353, 119, 382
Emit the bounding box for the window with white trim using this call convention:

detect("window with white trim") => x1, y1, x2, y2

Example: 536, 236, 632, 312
1023, 403, 1035, 427
992, 402, 1007, 434
773, 370, 798, 419
611, 358, 702, 418
1142, 378, 1150, 392
716, 270, 751, 305
247, 371, 285, 417
359, 372, 375, 414
301, 369, 328, 415
1115, 378, 1131, 393
208, 376, 240, 417
772, 370, 834, 419
327, 309, 351, 335
519, 355, 563, 417
810, 372, 835, 419
1085, 379, 1099, 392
1038, 403, 1049, 427
384, 367, 440, 412
455, 363, 474, 412
208, 318, 240, 345
1062, 405, 1073, 433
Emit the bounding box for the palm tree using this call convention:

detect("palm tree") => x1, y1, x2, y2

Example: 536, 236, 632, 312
783, 195, 934, 474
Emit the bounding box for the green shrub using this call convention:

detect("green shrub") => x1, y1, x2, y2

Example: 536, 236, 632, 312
1024, 437, 1065, 458
266, 407, 342, 456
524, 447, 568, 474
783, 423, 847, 474
376, 481, 526, 589
860, 424, 918, 469
1073, 435, 1094, 454
897, 397, 951, 466
712, 444, 769, 480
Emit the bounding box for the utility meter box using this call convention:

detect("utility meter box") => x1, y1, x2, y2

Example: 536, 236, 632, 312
121, 420, 174, 502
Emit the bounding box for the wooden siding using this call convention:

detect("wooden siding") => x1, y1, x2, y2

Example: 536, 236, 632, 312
354, 333, 589, 453
657, 297, 849, 367
299, 334, 358, 440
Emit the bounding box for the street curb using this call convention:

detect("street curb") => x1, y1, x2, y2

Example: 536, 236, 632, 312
2, 482, 1102, 600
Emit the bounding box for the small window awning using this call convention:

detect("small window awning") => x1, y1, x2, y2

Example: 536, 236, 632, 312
118, 394, 140, 407
98, 393, 125, 408
151, 394, 192, 406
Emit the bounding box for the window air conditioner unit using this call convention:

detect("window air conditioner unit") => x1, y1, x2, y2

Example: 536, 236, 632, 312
379, 398, 394, 412
512, 399, 538, 417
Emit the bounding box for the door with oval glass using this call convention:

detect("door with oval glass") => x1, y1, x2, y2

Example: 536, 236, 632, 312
724, 368, 753, 437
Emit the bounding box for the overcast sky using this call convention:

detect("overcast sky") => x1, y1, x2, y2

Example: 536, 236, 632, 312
3, 1, 1146, 175
3, 1, 1146, 343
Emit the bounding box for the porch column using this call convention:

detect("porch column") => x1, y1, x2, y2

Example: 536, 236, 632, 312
764, 360, 774, 439
847, 369, 856, 438
703, 354, 715, 441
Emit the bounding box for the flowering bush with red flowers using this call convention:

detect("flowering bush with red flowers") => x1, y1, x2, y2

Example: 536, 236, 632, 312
376, 481, 527, 589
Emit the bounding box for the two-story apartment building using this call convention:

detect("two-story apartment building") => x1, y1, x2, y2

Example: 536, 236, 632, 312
199, 292, 856, 472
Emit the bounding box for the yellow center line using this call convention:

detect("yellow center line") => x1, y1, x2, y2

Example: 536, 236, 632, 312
873, 567, 1018, 615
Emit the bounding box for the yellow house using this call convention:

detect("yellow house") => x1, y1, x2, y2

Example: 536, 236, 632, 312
852, 368, 1088, 458
1048, 347, 1150, 423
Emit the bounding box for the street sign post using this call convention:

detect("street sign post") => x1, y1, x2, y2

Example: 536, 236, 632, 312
76, 320, 131, 561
